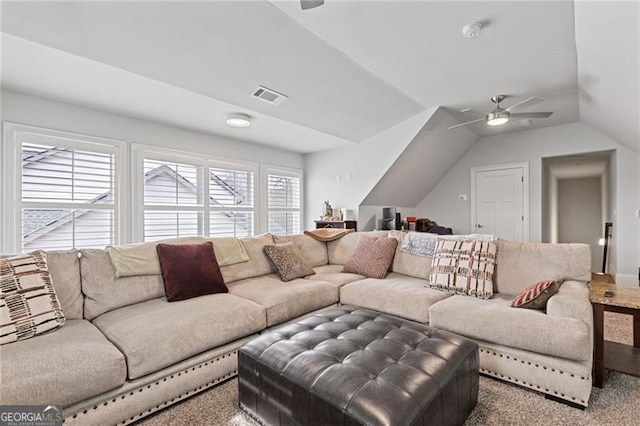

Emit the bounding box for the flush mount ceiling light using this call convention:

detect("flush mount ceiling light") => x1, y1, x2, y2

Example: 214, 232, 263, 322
225, 113, 252, 128
462, 22, 482, 38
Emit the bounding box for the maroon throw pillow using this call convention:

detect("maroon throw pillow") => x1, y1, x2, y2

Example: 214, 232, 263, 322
156, 242, 227, 302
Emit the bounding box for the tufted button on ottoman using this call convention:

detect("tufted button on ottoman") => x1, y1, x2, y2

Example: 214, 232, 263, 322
239, 306, 479, 426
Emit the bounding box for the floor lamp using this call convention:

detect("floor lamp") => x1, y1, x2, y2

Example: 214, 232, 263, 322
601, 222, 612, 274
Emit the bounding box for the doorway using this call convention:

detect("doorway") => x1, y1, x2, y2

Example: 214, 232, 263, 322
471, 163, 528, 242
542, 151, 613, 272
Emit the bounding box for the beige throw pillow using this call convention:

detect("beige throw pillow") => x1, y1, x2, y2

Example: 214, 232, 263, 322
342, 236, 398, 279
263, 243, 315, 282
0, 251, 66, 345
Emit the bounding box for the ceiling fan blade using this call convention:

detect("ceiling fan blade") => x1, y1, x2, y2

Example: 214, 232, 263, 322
510, 111, 554, 119
448, 118, 486, 130
301, 0, 324, 10
506, 96, 543, 112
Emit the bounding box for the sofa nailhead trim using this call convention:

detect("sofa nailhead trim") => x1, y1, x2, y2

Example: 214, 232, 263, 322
478, 348, 588, 405
67, 350, 241, 424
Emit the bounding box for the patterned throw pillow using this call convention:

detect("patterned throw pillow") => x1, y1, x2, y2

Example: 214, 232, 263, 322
263, 243, 316, 282
429, 239, 496, 299
511, 279, 562, 310
0, 251, 66, 345
342, 236, 398, 279
157, 242, 228, 302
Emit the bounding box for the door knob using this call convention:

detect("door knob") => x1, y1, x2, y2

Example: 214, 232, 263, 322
476, 224, 484, 228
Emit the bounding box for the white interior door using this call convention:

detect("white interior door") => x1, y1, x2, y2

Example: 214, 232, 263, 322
472, 164, 528, 242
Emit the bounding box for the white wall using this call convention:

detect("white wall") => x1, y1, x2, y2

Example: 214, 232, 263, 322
557, 177, 602, 271
415, 122, 639, 286
1, 90, 304, 169
304, 108, 437, 228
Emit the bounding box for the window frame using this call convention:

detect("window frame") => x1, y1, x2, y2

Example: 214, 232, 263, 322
1, 123, 127, 253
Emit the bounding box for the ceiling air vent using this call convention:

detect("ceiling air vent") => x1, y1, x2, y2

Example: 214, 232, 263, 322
251, 86, 287, 105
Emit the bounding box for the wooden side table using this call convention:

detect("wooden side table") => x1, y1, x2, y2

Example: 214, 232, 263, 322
589, 280, 640, 387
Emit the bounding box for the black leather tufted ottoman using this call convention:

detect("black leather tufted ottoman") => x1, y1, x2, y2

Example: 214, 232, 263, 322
238, 306, 479, 426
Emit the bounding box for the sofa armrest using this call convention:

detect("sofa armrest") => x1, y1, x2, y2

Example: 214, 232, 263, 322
546, 281, 593, 328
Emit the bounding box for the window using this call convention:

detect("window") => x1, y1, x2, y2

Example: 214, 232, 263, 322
2, 124, 124, 252
134, 147, 258, 240
264, 167, 302, 235
209, 164, 256, 237
2, 125, 302, 252
142, 157, 205, 241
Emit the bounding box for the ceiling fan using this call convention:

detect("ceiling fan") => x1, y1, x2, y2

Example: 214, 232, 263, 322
448, 95, 553, 130
301, 0, 324, 10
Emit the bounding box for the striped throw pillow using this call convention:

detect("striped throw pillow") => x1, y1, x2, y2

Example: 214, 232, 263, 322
0, 251, 66, 345
511, 279, 562, 310
429, 239, 496, 299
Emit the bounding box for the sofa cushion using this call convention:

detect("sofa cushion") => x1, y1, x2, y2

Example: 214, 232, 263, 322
0, 251, 66, 345
107, 236, 249, 278
263, 242, 316, 282
274, 234, 328, 267
496, 239, 591, 295
92, 294, 265, 379
342, 236, 398, 278
307, 264, 365, 287
43, 250, 84, 320
0, 319, 126, 407
429, 294, 591, 361
340, 273, 453, 323
429, 239, 495, 299
220, 234, 276, 284
157, 241, 228, 301
388, 231, 433, 279
327, 231, 388, 265
511, 279, 562, 310
227, 275, 338, 327
81, 249, 165, 320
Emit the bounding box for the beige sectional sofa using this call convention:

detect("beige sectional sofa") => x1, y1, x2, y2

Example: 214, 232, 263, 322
0, 230, 593, 425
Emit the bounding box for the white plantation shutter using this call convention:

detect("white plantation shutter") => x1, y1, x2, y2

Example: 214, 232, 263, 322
142, 158, 205, 241
19, 139, 118, 252
209, 165, 256, 237
266, 169, 302, 235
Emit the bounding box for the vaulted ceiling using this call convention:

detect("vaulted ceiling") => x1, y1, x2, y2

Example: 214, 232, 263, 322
1, 1, 638, 154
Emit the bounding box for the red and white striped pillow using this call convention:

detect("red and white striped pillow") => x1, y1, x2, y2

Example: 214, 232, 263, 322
511, 279, 563, 310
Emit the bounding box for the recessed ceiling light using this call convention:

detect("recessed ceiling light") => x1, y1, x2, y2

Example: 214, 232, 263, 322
225, 113, 252, 128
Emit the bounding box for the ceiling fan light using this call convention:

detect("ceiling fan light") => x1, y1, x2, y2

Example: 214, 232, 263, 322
225, 113, 252, 128
487, 117, 509, 126
486, 111, 510, 126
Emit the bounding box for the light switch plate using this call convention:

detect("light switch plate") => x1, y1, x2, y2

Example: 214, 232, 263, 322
458, 194, 467, 201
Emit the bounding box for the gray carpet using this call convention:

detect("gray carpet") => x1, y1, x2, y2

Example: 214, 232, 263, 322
138, 312, 640, 425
